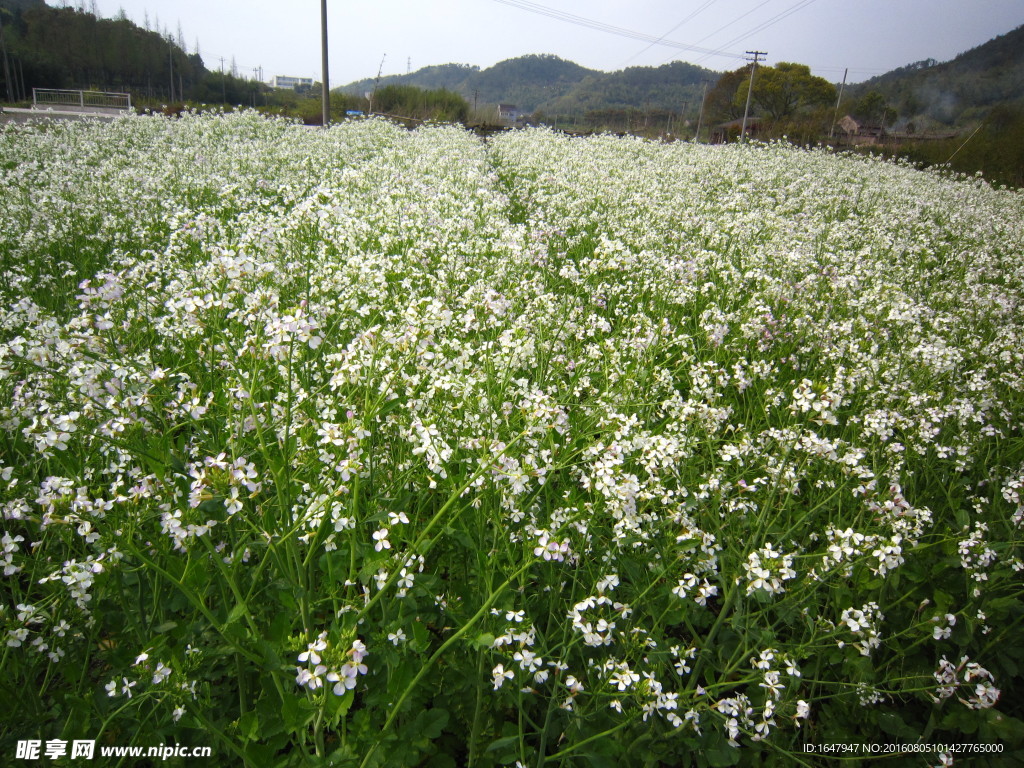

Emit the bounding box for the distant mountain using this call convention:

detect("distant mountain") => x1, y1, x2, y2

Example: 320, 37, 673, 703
849, 24, 1024, 125
338, 54, 719, 117
343, 62, 481, 99
541, 60, 715, 115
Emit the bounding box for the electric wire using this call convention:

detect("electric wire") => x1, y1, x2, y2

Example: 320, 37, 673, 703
619, 0, 721, 67
489, 0, 746, 60
702, 0, 819, 62
687, 0, 819, 66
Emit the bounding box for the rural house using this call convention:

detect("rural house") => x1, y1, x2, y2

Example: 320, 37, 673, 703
497, 104, 520, 124
836, 115, 886, 145
710, 117, 762, 144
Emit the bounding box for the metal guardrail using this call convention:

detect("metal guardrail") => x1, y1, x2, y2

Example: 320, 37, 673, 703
32, 89, 132, 111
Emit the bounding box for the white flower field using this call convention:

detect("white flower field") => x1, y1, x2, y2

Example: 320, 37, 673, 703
1, 111, 1023, 766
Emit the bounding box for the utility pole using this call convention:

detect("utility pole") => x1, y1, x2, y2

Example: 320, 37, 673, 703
320, 0, 330, 126
369, 54, 385, 114
695, 81, 709, 142
220, 57, 226, 102
740, 51, 766, 143
168, 41, 174, 102
829, 67, 848, 139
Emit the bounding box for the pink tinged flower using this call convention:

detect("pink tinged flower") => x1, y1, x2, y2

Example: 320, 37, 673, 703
349, 639, 368, 663
306, 665, 328, 690
326, 668, 357, 695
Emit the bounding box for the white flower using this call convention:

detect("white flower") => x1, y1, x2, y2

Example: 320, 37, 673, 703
388, 629, 407, 645
152, 662, 172, 684
372, 528, 391, 552
492, 663, 514, 690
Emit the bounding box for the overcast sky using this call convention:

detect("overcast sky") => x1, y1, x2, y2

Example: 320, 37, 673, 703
89, 0, 1023, 86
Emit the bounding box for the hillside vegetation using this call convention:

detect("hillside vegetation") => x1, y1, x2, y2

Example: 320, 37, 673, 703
340, 53, 718, 121
849, 25, 1024, 127
0, 1, 205, 99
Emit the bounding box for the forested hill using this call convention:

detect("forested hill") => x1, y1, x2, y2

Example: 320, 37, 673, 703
1, 0, 44, 12
849, 24, 1024, 124
339, 54, 719, 115
0, 0, 206, 101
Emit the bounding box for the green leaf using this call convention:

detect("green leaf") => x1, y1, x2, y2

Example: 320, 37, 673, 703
877, 711, 918, 740
412, 708, 449, 741
578, 752, 617, 768
472, 632, 495, 649
702, 730, 740, 767
153, 620, 178, 634
486, 735, 520, 754
225, 601, 248, 626
410, 620, 431, 653
982, 711, 1024, 745
279, 692, 314, 732
327, 687, 355, 721
238, 710, 259, 742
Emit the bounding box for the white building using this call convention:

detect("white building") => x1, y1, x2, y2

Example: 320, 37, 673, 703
269, 75, 314, 90
497, 104, 519, 123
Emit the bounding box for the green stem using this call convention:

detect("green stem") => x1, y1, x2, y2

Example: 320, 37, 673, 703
542, 715, 639, 763
359, 558, 538, 768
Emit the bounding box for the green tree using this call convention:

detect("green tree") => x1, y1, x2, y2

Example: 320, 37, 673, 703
856, 90, 897, 125
705, 66, 749, 123
373, 84, 468, 123
740, 62, 836, 120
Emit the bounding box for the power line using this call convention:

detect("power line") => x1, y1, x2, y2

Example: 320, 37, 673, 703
489, 0, 746, 60
714, 0, 818, 55
682, 0, 774, 63
689, 0, 818, 67
620, 0, 722, 67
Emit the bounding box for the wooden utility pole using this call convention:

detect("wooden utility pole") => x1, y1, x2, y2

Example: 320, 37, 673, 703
168, 42, 174, 102
320, 0, 330, 126
220, 57, 226, 102
829, 67, 848, 139
740, 51, 766, 143
695, 81, 709, 142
